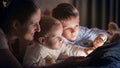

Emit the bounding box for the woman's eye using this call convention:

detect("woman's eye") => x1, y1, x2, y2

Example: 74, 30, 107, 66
32, 22, 38, 26
32, 23, 36, 26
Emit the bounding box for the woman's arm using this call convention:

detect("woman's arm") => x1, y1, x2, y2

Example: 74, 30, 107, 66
0, 29, 22, 68
0, 49, 22, 68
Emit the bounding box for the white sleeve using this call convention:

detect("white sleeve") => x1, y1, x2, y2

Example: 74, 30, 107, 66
61, 43, 87, 57
0, 29, 9, 49
23, 44, 47, 67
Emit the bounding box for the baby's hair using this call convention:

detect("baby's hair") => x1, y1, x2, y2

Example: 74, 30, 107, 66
108, 22, 119, 30
34, 16, 60, 41
110, 30, 120, 43
52, 3, 79, 21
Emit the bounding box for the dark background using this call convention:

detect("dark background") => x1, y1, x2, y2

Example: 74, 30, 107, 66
73, 0, 120, 29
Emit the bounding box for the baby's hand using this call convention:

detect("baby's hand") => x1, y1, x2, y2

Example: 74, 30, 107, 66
45, 55, 56, 65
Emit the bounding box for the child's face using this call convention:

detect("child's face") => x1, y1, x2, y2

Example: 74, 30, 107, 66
61, 16, 79, 41
93, 34, 106, 48
44, 24, 63, 49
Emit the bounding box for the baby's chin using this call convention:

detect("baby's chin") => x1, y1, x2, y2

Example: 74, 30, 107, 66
50, 46, 61, 50
51, 47, 61, 50
69, 38, 76, 42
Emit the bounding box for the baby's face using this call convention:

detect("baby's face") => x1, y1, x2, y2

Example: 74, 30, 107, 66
61, 16, 79, 41
93, 34, 107, 48
44, 24, 63, 49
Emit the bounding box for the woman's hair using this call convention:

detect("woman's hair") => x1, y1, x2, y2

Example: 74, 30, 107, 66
52, 3, 79, 21
34, 16, 60, 41
0, 0, 40, 34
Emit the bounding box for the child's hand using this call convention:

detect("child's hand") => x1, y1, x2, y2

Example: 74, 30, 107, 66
93, 34, 107, 48
45, 55, 56, 65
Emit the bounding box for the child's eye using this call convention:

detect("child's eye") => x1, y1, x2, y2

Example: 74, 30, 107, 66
51, 37, 57, 41
76, 25, 79, 27
51, 35, 55, 37
49, 35, 56, 39
51, 36, 61, 40
75, 25, 79, 28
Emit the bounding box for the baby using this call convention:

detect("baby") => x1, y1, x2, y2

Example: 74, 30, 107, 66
23, 16, 88, 67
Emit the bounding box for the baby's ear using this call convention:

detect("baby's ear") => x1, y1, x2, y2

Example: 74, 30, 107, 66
38, 37, 45, 44
11, 20, 21, 35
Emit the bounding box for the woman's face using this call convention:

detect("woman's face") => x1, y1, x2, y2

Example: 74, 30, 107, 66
19, 9, 41, 41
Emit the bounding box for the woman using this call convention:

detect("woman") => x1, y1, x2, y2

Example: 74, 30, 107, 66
0, 0, 41, 67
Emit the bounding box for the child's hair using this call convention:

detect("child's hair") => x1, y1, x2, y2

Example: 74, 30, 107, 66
108, 22, 119, 30
34, 16, 60, 41
52, 3, 79, 21
110, 30, 120, 43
